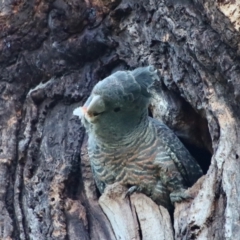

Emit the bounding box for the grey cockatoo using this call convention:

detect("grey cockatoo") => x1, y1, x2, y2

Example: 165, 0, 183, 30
74, 66, 203, 211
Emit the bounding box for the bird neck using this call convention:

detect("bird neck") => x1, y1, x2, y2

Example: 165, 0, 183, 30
91, 113, 150, 147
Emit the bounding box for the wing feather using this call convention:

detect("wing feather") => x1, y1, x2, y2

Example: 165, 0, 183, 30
151, 117, 203, 186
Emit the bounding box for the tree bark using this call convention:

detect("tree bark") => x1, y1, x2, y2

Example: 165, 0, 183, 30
0, 0, 240, 239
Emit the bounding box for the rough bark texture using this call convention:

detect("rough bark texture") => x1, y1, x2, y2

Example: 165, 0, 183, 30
0, 0, 240, 239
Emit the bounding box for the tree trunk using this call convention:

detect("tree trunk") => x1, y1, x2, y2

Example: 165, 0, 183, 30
1, 0, 240, 239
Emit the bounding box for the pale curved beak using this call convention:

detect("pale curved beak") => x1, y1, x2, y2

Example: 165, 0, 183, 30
73, 95, 105, 123
86, 95, 105, 116
81, 106, 88, 114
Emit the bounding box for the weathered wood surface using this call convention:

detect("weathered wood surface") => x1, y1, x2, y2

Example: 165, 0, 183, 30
0, 0, 240, 239
99, 183, 174, 240
99, 184, 140, 240
131, 193, 174, 240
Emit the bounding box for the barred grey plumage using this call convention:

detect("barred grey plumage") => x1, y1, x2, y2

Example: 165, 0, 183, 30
74, 66, 203, 210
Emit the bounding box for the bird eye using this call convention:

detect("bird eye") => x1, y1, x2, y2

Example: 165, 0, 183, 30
114, 107, 121, 112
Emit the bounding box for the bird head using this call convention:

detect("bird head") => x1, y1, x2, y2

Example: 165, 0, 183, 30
74, 66, 159, 141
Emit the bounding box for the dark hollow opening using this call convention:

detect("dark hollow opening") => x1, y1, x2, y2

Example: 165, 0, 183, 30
178, 137, 212, 174
175, 99, 212, 175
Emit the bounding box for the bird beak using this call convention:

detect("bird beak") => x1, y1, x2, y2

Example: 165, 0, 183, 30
73, 95, 105, 123
81, 106, 88, 114
81, 106, 93, 118
86, 95, 105, 116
